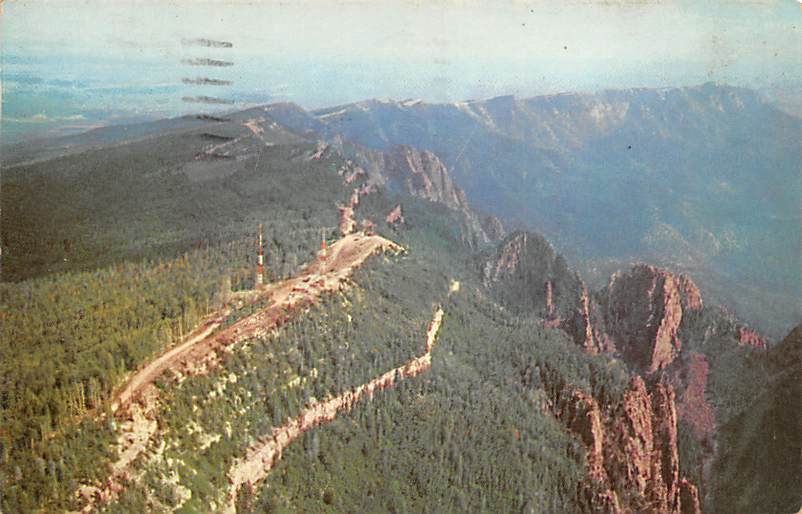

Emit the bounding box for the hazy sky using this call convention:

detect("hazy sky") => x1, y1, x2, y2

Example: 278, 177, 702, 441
2, 0, 801, 139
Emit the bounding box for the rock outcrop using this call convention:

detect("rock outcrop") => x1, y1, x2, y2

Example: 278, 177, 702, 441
670, 352, 715, 443
385, 204, 405, 227
383, 145, 468, 210
381, 145, 489, 245
602, 265, 703, 374
555, 376, 701, 514
482, 231, 609, 353
737, 326, 768, 350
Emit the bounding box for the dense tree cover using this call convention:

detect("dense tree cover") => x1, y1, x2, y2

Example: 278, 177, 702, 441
0, 239, 276, 511
0, 113, 492, 511
670, 307, 786, 511
0, 150, 642, 513
1, 139, 349, 282
0, 137, 361, 511
102, 255, 635, 513
106, 248, 446, 512
254, 287, 632, 513
5, 123, 778, 513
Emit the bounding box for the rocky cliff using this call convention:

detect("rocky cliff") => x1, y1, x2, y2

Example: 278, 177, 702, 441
322, 141, 494, 246
481, 233, 790, 513
382, 145, 469, 211
554, 376, 701, 514
602, 265, 703, 374
482, 232, 610, 353
708, 325, 802, 513
736, 326, 768, 350
484, 232, 653, 355
380, 145, 491, 246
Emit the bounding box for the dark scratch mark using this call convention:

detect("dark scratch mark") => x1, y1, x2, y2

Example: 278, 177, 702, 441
182, 38, 233, 48
182, 58, 234, 67
182, 77, 233, 86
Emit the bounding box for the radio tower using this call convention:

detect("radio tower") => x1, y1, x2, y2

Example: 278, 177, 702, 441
256, 224, 264, 287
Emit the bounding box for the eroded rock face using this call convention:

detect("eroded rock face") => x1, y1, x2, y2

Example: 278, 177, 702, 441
565, 285, 614, 355
383, 145, 470, 211
603, 265, 703, 374
381, 145, 489, 245
555, 376, 701, 514
484, 232, 530, 286
483, 231, 610, 354
671, 352, 715, 443
737, 326, 768, 350
680, 479, 702, 514
385, 204, 405, 227
558, 388, 607, 483
677, 275, 704, 311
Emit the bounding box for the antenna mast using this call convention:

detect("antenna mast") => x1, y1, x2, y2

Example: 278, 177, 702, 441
256, 224, 264, 287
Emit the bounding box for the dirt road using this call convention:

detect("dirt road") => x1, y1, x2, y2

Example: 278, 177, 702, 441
74, 232, 403, 512
223, 308, 444, 513
75, 144, 395, 512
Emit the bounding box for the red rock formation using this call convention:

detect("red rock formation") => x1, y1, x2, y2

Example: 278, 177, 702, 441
381, 145, 489, 244
383, 145, 469, 210
385, 204, 405, 227
680, 479, 702, 514
737, 326, 768, 350
604, 265, 703, 373
554, 282, 614, 356
573, 285, 613, 355
672, 352, 715, 442
558, 389, 609, 485
545, 280, 555, 317
554, 376, 701, 514
484, 232, 610, 354
677, 275, 703, 311
649, 380, 682, 512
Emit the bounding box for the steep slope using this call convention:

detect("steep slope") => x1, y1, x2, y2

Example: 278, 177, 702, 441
245, 282, 633, 514
601, 265, 703, 374
224, 307, 444, 513
379, 145, 490, 246
555, 377, 701, 514
0, 107, 500, 513
481, 231, 608, 354
482, 229, 780, 513
709, 325, 802, 514
298, 139, 495, 247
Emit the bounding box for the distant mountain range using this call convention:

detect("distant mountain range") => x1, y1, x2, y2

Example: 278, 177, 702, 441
258, 84, 801, 337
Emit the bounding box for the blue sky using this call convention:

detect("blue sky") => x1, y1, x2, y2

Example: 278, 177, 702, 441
2, 0, 801, 141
